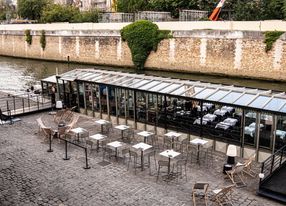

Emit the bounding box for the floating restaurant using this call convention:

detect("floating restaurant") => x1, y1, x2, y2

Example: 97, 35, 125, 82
41, 68, 286, 161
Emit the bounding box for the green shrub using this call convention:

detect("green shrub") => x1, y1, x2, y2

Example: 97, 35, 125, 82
25, 29, 32, 45
40, 30, 46, 50
264, 31, 284, 52
121, 20, 172, 69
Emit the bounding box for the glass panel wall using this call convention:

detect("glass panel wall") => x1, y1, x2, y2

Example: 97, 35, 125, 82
275, 115, 286, 150
116, 88, 126, 118
244, 110, 256, 146
109, 86, 116, 116
135, 91, 147, 123
126, 90, 134, 119
78, 82, 84, 108
147, 93, 157, 124
92, 84, 100, 113
100, 85, 108, 114
84, 83, 92, 111
259, 112, 273, 149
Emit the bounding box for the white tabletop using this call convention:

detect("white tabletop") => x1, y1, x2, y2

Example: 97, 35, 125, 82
107, 141, 123, 148
115, 125, 130, 131
160, 149, 181, 158
137, 131, 154, 137
190, 138, 208, 145
132, 142, 152, 151
165, 131, 181, 138
95, 119, 110, 125
90, 134, 107, 141
70, 127, 87, 134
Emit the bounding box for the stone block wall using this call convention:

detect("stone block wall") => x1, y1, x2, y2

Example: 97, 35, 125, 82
0, 29, 285, 81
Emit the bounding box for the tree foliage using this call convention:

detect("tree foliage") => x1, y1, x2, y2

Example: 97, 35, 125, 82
17, 0, 49, 20
117, 0, 148, 13
121, 20, 171, 69
41, 4, 100, 23
264, 31, 284, 52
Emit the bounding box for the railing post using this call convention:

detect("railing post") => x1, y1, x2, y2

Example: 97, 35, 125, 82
270, 155, 275, 174
28, 94, 30, 111
6, 100, 9, 111
37, 95, 40, 110
63, 139, 70, 160
13, 96, 16, 112
260, 163, 264, 185
83, 147, 91, 169
280, 149, 284, 166
47, 134, 53, 152
22, 98, 25, 113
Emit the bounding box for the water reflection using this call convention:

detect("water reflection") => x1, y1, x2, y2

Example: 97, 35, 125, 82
0, 56, 285, 94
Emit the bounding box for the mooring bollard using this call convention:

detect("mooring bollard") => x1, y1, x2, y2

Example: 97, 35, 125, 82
47, 134, 53, 152
63, 139, 70, 160
84, 147, 91, 169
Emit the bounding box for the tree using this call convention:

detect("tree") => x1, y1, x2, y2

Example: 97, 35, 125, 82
117, 0, 148, 13
261, 0, 284, 20
233, 0, 262, 21
41, 4, 81, 23
17, 0, 49, 20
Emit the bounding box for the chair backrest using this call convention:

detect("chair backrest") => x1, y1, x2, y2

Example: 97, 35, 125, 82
214, 184, 235, 199
233, 164, 245, 174
36, 117, 47, 129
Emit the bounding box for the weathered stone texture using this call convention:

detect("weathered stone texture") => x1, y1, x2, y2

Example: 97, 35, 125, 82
0, 30, 286, 81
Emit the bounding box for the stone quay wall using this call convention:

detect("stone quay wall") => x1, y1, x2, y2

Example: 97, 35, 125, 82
0, 21, 286, 81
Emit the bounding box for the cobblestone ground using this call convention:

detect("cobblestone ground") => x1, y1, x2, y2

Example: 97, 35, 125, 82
0, 113, 283, 206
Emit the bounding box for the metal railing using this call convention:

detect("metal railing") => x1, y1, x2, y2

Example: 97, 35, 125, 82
260, 144, 286, 185
0, 92, 52, 116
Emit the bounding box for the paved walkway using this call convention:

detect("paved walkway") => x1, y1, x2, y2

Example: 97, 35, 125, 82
0, 113, 283, 206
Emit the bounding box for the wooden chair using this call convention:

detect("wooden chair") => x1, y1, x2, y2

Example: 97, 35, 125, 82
225, 163, 246, 187
242, 154, 256, 177
211, 185, 235, 206
192, 182, 209, 206
36, 117, 52, 141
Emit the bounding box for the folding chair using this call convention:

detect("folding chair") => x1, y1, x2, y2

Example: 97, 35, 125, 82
225, 164, 246, 187
211, 185, 235, 206
242, 154, 256, 177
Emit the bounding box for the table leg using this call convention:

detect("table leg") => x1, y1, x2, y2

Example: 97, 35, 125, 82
171, 137, 174, 149
101, 125, 103, 133
115, 148, 118, 161
141, 150, 144, 171
96, 140, 100, 152
144, 137, 147, 143
121, 130, 124, 139
77, 133, 80, 142
197, 145, 200, 163
168, 157, 171, 175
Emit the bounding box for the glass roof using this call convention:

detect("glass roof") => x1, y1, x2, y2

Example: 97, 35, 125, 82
52, 68, 286, 114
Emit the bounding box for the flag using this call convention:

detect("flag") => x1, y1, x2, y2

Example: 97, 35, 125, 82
209, 0, 226, 21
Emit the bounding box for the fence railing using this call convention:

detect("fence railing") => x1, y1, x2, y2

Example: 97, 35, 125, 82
260, 144, 286, 185
0, 92, 52, 116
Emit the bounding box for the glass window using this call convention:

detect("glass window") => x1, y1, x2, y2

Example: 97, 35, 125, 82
149, 82, 170, 92
171, 85, 188, 95
195, 88, 216, 99
280, 104, 286, 113
160, 83, 181, 93
233, 94, 256, 105
249, 96, 271, 108
90, 75, 104, 82
184, 86, 204, 97
264, 98, 286, 112
220, 92, 242, 103
139, 80, 161, 90
130, 79, 150, 89
81, 73, 101, 81
123, 78, 140, 87
136, 91, 147, 123
207, 90, 229, 101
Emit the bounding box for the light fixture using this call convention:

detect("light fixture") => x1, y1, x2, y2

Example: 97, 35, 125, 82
226, 144, 237, 165
259, 173, 265, 179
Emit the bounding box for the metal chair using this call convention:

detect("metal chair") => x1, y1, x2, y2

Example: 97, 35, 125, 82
127, 150, 139, 174
192, 182, 209, 206
156, 160, 170, 182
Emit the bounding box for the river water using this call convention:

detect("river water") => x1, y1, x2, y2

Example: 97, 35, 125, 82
0, 56, 285, 93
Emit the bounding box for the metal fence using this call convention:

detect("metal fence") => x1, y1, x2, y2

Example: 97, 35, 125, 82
135, 11, 171, 22
179, 10, 209, 21
0, 92, 52, 116
101, 12, 135, 23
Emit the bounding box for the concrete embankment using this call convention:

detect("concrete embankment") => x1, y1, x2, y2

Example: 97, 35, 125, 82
0, 21, 286, 81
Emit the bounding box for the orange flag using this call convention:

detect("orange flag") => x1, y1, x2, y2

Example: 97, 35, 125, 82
209, 0, 226, 21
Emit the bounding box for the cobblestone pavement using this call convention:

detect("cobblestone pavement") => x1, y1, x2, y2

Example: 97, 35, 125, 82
0, 113, 283, 206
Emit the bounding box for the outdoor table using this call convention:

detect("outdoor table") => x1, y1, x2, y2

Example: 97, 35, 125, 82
221, 106, 234, 113
90, 133, 107, 152
115, 125, 130, 139
214, 109, 228, 116
164, 131, 181, 149
132, 142, 152, 171
215, 122, 231, 130
193, 118, 208, 125
276, 130, 286, 139
70, 127, 88, 142
249, 122, 264, 128
137, 131, 154, 143
223, 118, 238, 126
190, 138, 208, 164
244, 126, 255, 137
196, 105, 207, 112
159, 149, 181, 179
107, 141, 123, 160
203, 113, 217, 122
203, 102, 214, 109
95, 119, 110, 133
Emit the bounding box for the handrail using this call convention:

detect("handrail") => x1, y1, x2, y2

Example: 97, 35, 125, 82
0, 92, 51, 115
260, 144, 286, 185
